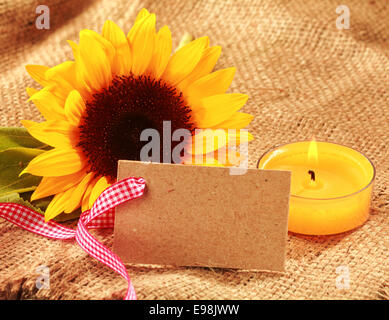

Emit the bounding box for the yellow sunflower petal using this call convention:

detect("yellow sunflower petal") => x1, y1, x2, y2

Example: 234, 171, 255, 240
28, 88, 67, 121
183, 147, 243, 167
44, 84, 67, 107
22, 148, 85, 177
26, 87, 38, 97
182, 153, 223, 167
31, 170, 86, 201
45, 61, 86, 103
186, 67, 236, 109
128, 8, 151, 38
102, 20, 132, 76
177, 46, 222, 91
67, 40, 79, 59
64, 90, 85, 126
213, 112, 254, 129
66, 41, 93, 98
77, 30, 113, 91
45, 61, 76, 88
25, 65, 50, 87
81, 30, 115, 64
193, 93, 249, 128
162, 36, 209, 86
135, 8, 150, 23
45, 187, 75, 221
21, 119, 74, 148
89, 176, 111, 207
26, 87, 53, 121
64, 172, 95, 213
188, 129, 228, 155
213, 148, 243, 167
81, 177, 99, 212
188, 129, 253, 155
148, 25, 172, 79
128, 13, 156, 76
225, 130, 254, 146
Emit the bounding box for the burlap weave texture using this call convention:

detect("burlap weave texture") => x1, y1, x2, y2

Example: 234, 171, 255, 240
0, 0, 388, 299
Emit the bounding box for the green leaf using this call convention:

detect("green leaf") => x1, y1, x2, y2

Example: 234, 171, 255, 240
0, 192, 44, 214
0, 127, 48, 151
0, 147, 44, 197
28, 194, 81, 222
23, 193, 52, 211
52, 209, 81, 222
0, 127, 80, 222
2, 192, 81, 222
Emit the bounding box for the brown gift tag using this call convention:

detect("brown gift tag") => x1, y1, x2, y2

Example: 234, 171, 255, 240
113, 160, 290, 271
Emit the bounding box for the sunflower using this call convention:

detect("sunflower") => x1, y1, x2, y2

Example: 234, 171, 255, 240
21, 8, 254, 221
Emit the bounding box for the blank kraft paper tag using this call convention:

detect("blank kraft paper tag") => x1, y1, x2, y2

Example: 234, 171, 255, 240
113, 160, 291, 272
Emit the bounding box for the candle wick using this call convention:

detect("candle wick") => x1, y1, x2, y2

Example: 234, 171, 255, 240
308, 170, 316, 181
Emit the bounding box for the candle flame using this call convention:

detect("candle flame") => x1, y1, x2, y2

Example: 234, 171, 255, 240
308, 137, 318, 165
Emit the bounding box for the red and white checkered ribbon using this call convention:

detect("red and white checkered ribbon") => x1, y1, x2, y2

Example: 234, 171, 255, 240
0, 176, 146, 300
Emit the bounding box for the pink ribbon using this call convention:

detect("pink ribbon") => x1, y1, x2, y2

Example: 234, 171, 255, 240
0, 177, 146, 300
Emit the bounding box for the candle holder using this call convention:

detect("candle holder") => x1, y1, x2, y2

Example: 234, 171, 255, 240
257, 141, 376, 235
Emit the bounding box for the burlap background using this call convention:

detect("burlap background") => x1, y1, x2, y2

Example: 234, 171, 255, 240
0, 0, 388, 299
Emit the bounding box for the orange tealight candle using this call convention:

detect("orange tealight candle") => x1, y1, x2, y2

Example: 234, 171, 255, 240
257, 140, 375, 235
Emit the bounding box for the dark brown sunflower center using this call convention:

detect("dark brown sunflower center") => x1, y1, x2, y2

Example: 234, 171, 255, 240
78, 75, 195, 180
